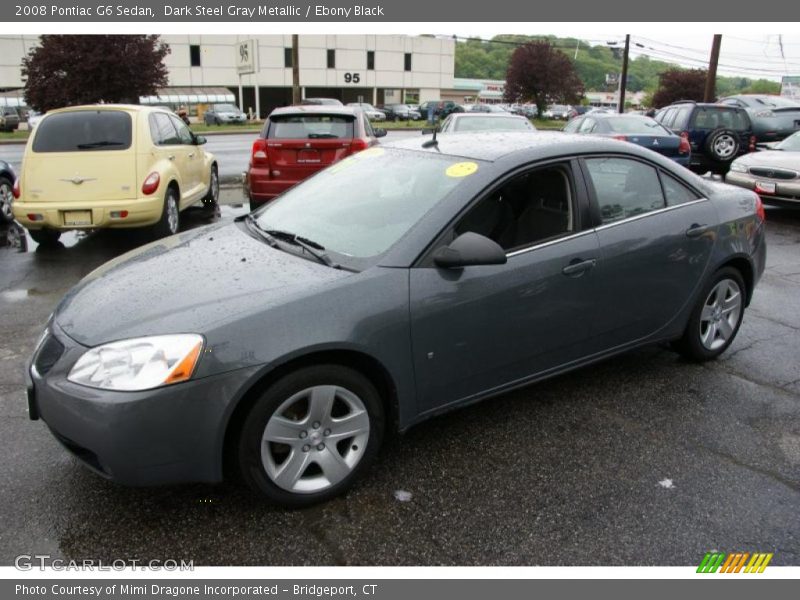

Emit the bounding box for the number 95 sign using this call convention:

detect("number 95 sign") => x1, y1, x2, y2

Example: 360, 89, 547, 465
344, 73, 361, 84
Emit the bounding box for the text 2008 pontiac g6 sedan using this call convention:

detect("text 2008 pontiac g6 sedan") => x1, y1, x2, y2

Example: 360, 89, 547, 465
27, 132, 766, 506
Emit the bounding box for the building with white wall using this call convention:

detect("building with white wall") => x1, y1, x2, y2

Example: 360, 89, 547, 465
0, 34, 455, 117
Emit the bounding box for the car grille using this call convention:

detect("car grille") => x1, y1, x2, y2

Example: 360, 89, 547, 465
748, 167, 798, 180
34, 332, 64, 376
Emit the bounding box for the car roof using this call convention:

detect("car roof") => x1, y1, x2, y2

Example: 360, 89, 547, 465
45, 104, 169, 115
450, 113, 526, 119
269, 105, 360, 117
384, 131, 642, 162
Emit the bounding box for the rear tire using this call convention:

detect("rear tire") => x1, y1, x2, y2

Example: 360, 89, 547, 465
0, 176, 13, 223
238, 365, 385, 507
202, 165, 219, 208
152, 186, 180, 238
675, 267, 746, 362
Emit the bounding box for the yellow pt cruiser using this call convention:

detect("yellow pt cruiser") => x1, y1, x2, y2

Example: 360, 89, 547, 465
13, 104, 219, 245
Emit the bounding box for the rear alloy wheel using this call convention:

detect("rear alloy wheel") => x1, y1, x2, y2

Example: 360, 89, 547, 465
0, 176, 13, 223
676, 267, 745, 361
238, 365, 384, 507
153, 186, 180, 238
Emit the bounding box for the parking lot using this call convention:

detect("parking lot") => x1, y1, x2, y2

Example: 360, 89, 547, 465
0, 189, 799, 566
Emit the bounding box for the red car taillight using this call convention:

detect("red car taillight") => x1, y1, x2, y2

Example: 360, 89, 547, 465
141, 172, 160, 195
749, 135, 756, 153
251, 138, 269, 166
679, 132, 691, 155
12, 178, 20, 199
755, 194, 766, 222
350, 138, 370, 153
612, 134, 628, 141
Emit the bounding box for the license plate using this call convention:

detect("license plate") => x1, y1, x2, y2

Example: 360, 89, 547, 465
297, 149, 321, 163
755, 181, 776, 194
63, 210, 92, 226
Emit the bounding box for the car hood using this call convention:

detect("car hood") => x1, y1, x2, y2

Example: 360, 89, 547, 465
735, 150, 800, 169
54, 223, 353, 347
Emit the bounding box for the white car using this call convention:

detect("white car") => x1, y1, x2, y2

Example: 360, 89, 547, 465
27, 110, 45, 130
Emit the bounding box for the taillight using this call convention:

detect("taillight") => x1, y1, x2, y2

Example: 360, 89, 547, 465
12, 178, 20, 199
749, 135, 756, 153
755, 194, 765, 222
679, 132, 691, 155
141, 172, 160, 195
612, 134, 628, 141
251, 138, 268, 166
350, 138, 369, 153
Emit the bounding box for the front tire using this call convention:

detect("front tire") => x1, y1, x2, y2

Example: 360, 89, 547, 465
676, 267, 746, 362
238, 365, 385, 507
202, 165, 219, 208
0, 176, 13, 223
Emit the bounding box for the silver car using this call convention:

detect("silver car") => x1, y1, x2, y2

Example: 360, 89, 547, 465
719, 95, 800, 143
726, 130, 800, 205
346, 102, 386, 121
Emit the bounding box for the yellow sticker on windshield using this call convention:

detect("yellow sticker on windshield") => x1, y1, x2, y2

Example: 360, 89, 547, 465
446, 161, 479, 178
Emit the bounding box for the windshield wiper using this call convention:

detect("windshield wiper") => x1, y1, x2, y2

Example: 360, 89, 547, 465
307, 133, 339, 139
263, 229, 340, 269
76, 140, 126, 149
242, 214, 279, 247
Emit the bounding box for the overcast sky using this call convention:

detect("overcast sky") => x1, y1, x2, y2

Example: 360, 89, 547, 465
450, 31, 800, 81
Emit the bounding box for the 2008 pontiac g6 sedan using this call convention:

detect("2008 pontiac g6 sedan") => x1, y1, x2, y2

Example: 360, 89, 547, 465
27, 132, 767, 506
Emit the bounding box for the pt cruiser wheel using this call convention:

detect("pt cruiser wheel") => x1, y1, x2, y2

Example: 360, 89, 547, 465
238, 365, 384, 506
676, 267, 745, 361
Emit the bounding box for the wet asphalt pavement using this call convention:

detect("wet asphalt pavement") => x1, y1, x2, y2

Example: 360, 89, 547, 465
0, 196, 799, 567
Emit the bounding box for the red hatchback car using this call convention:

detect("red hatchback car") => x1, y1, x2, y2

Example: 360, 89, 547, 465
245, 105, 386, 210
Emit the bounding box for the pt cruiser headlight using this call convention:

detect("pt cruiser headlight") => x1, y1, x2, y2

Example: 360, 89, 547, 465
729, 161, 748, 173
68, 334, 203, 391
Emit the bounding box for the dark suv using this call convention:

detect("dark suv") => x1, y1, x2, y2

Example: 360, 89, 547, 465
654, 101, 755, 175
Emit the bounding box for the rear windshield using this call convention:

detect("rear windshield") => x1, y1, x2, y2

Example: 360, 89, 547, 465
268, 114, 355, 139
691, 107, 749, 131
453, 116, 532, 132
33, 110, 132, 152
604, 116, 671, 135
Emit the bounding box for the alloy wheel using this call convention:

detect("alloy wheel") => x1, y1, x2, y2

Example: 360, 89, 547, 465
699, 278, 742, 350
167, 194, 179, 234
713, 134, 737, 159
260, 385, 370, 493
0, 182, 12, 221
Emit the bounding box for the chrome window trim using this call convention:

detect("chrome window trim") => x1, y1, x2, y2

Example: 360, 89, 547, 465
505, 197, 709, 258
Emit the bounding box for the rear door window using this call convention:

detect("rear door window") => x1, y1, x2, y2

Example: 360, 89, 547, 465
33, 110, 132, 152
660, 172, 701, 206
691, 107, 749, 131
149, 113, 181, 145
584, 157, 665, 224
268, 114, 355, 139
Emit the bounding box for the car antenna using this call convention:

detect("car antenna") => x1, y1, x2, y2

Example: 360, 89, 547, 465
422, 127, 438, 149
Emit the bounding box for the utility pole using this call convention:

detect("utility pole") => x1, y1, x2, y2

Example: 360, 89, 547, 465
704, 34, 722, 102
292, 34, 301, 105
618, 34, 630, 113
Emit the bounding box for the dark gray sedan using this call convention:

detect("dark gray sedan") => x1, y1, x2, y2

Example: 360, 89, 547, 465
27, 133, 766, 506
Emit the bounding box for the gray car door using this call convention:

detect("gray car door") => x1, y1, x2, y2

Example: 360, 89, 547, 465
409, 161, 602, 416
582, 156, 717, 349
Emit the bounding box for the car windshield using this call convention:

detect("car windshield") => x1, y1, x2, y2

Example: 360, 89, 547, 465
453, 116, 531, 132
777, 131, 800, 151
268, 114, 355, 139
32, 110, 132, 152
253, 148, 472, 265
214, 104, 238, 112
604, 116, 670, 134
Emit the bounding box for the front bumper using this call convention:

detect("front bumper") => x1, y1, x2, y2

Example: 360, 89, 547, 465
725, 171, 800, 204
28, 322, 260, 486
12, 195, 163, 230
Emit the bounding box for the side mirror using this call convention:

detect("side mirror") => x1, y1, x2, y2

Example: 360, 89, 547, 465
195, 135, 207, 145
374, 128, 387, 138
433, 232, 507, 269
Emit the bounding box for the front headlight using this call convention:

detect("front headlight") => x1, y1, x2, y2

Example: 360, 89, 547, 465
67, 334, 203, 391
754, 110, 775, 118
729, 161, 748, 173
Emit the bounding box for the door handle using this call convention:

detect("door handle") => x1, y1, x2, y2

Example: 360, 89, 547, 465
168, 155, 175, 161
685, 224, 710, 238
562, 258, 597, 277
